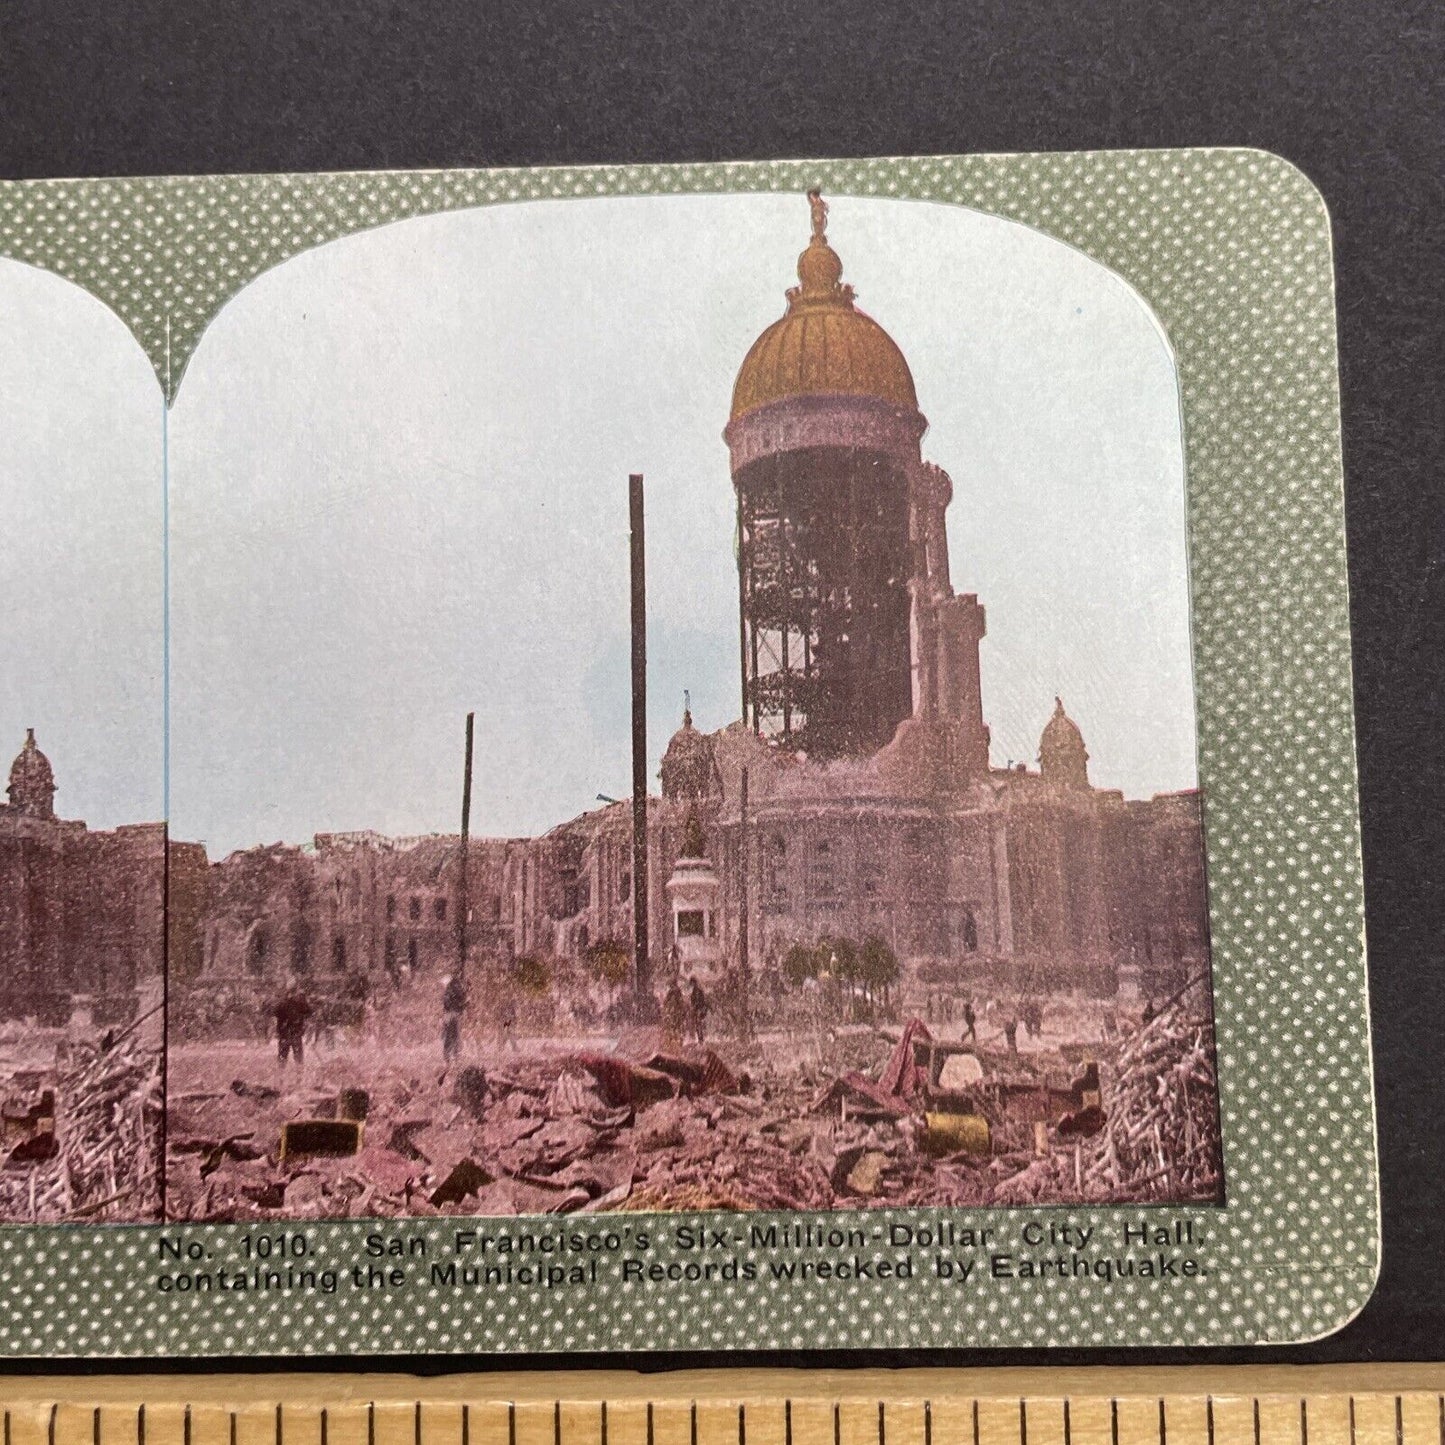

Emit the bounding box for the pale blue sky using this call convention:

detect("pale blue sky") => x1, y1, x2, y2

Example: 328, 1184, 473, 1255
0, 261, 163, 829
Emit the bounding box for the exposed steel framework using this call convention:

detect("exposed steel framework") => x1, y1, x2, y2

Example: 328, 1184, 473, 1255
735, 446, 914, 759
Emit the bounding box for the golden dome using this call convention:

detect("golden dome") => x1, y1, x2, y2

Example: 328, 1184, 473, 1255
730, 192, 919, 423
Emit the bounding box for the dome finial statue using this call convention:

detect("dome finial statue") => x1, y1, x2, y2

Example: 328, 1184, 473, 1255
793, 190, 849, 301
807, 188, 828, 244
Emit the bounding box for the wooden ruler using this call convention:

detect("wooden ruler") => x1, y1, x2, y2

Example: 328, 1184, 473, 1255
2, 1368, 1444, 1445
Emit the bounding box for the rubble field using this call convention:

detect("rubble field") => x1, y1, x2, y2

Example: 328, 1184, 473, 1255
0, 1008, 163, 1223
166, 984, 1222, 1221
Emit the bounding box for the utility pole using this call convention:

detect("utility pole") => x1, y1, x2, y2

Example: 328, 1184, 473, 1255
457, 711, 474, 980
629, 473, 651, 1004
738, 764, 751, 1041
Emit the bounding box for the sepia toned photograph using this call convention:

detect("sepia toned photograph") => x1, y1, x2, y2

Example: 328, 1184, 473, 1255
159, 189, 1222, 1222
0, 261, 167, 1223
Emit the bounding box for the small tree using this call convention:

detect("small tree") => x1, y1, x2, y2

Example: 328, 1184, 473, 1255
512, 954, 552, 996
586, 937, 631, 990
782, 941, 821, 988
859, 935, 900, 1003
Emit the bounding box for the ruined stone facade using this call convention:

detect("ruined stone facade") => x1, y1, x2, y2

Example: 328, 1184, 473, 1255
496, 703, 1208, 1003
0, 731, 166, 1025
177, 831, 511, 1031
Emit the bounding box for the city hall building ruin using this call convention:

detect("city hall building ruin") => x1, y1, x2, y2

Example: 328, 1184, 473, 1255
172, 194, 1210, 1027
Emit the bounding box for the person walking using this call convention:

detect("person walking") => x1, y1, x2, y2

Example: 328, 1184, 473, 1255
274, 982, 311, 1069
1002, 1011, 1019, 1057
962, 998, 977, 1044
688, 975, 709, 1044
441, 972, 468, 1062
662, 977, 687, 1049
499, 993, 519, 1051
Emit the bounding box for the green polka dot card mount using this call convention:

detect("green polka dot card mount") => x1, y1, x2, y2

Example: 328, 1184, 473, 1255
0, 150, 1376, 1356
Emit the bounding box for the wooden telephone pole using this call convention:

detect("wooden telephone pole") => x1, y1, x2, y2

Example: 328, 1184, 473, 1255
629, 474, 651, 1002
457, 710, 474, 980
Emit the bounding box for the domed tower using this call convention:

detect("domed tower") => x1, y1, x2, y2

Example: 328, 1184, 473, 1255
725, 192, 990, 772
7, 728, 57, 819
659, 700, 722, 802
1039, 698, 1089, 790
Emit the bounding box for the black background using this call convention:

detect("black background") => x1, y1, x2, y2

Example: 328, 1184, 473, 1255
1, 0, 1442, 1372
